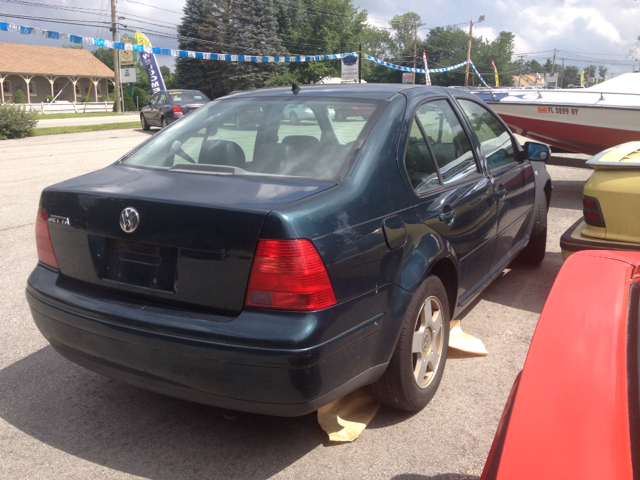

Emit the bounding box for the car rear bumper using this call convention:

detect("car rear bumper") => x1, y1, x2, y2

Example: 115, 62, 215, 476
560, 218, 640, 260
26, 265, 392, 416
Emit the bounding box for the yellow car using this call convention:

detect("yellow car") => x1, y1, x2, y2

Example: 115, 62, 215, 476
561, 142, 640, 260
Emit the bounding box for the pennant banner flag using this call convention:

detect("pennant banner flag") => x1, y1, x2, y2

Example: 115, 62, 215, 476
0, 20, 488, 86
135, 31, 166, 94
423, 51, 431, 86
491, 61, 499, 87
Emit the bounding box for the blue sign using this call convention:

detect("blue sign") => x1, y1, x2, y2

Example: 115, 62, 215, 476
140, 51, 166, 94
342, 55, 358, 66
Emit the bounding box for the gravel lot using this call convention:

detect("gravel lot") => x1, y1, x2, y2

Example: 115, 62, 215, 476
0, 128, 592, 480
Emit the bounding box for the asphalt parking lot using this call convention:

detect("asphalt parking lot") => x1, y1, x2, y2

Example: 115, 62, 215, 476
0, 128, 593, 480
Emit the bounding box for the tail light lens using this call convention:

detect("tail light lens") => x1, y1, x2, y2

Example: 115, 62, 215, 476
172, 105, 184, 116
245, 239, 336, 311
35, 208, 59, 269
583, 195, 606, 228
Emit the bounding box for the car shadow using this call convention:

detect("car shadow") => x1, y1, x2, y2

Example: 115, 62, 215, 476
0, 347, 322, 480
132, 128, 157, 136
391, 475, 479, 480
457, 251, 565, 318
547, 179, 588, 210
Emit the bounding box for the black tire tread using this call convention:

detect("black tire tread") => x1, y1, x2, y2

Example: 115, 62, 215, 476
372, 275, 450, 411
517, 193, 547, 266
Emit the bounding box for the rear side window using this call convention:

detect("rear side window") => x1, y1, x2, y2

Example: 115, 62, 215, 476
405, 119, 440, 193
121, 97, 383, 181
458, 99, 517, 170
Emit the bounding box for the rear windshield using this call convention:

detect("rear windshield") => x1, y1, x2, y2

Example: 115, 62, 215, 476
121, 96, 383, 180
169, 91, 209, 102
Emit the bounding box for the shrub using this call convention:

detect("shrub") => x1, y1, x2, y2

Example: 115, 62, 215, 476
80, 96, 89, 103
45, 95, 54, 103
13, 89, 26, 104
0, 104, 40, 140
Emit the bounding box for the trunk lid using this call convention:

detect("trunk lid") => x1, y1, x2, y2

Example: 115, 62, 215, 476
44, 165, 335, 315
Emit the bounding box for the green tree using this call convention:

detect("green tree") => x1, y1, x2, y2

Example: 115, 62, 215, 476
13, 89, 26, 103
92, 48, 115, 70
175, 0, 211, 94
389, 12, 422, 56
598, 65, 609, 80
584, 64, 597, 79
274, 0, 368, 84
222, 0, 286, 91
560, 65, 580, 88
420, 26, 470, 86
524, 59, 545, 74
361, 25, 394, 83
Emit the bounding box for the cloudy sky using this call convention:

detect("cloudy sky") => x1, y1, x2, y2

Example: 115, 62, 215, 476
1, 0, 639, 77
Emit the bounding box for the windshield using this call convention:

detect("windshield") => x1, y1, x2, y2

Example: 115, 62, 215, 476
121, 96, 383, 180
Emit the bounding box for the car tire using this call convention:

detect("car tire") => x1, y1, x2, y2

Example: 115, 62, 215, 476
290, 111, 299, 125
517, 193, 547, 266
335, 110, 345, 122
372, 275, 450, 411
161, 117, 169, 128
235, 114, 243, 130
140, 114, 150, 131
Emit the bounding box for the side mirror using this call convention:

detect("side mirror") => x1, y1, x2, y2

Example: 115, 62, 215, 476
524, 141, 550, 162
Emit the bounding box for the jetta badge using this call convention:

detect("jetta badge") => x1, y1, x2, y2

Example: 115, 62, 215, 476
119, 207, 139, 233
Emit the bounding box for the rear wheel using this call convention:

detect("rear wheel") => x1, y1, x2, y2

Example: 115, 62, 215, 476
372, 275, 450, 411
289, 111, 299, 125
517, 193, 547, 265
161, 117, 169, 128
140, 114, 150, 131
335, 110, 346, 122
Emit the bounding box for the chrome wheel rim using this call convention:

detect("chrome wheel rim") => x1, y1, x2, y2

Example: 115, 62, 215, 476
411, 295, 444, 389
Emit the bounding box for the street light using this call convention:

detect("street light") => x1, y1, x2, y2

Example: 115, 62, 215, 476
464, 15, 485, 86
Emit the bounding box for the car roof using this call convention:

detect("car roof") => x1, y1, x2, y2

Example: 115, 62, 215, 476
221, 84, 452, 101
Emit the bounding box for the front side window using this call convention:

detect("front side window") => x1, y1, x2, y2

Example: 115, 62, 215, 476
120, 97, 383, 181
458, 99, 517, 170
414, 99, 478, 185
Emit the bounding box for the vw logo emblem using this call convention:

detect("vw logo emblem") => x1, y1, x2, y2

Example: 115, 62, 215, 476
119, 207, 139, 233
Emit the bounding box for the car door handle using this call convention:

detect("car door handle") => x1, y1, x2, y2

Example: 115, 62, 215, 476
496, 184, 507, 200
439, 208, 455, 225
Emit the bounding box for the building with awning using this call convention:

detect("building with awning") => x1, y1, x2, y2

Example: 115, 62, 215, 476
0, 42, 114, 104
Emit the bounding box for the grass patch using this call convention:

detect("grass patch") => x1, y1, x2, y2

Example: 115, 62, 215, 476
40, 112, 130, 120
33, 122, 142, 136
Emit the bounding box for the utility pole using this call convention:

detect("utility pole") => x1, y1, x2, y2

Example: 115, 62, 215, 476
110, 0, 121, 112
358, 43, 362, 84
464, 20, 474, 87
517, 54, 524, 87
559, 58, 565, 88
551, 49, 557, 73
464, 15, 484, 87
412, 22, 425, 84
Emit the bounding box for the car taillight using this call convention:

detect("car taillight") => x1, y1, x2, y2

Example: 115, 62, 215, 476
172, 105, 184, 116
35, 208, 59, 269
582, 195, 606, 228
245, 239, 337, 311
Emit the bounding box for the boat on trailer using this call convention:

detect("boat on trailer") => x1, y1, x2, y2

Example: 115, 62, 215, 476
478, 73, 640, 155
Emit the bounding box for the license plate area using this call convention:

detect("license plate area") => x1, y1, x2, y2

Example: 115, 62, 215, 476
100, 238, 178, 292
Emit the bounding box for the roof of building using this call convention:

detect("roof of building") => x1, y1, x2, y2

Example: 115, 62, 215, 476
0, 42, 114, 78
512, 73, 546, 88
